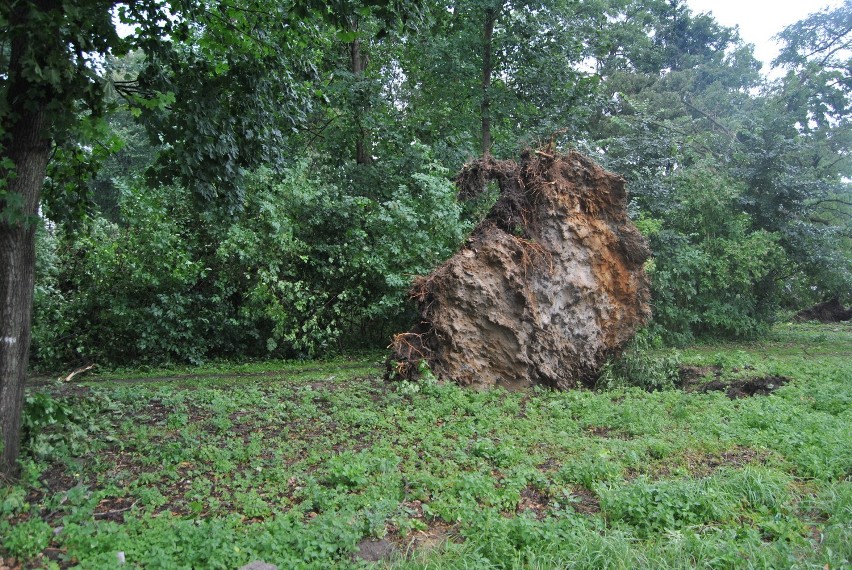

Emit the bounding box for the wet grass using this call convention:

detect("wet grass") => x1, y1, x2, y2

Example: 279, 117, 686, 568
1, 323, 850, 569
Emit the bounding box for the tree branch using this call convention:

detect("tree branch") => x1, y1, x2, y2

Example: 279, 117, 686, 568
681, 97, 736, 140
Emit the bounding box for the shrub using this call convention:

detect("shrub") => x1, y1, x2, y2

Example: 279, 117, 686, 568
31, 146, 467, 368
641, 168, 787, 343
596, 330, 681, 391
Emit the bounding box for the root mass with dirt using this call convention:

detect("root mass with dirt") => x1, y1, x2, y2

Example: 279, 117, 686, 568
388, 148, 651, 389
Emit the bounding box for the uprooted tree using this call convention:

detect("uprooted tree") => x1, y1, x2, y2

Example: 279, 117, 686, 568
387, 148, 651, 389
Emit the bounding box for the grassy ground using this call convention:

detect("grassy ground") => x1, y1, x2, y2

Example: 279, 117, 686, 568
1, 323, 850, 569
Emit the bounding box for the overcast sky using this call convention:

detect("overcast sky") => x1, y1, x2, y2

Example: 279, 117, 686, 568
685, 0, 843, 73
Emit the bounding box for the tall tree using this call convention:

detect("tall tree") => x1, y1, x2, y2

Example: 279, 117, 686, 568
480, 2, 501, 156
741, 0, 852, 301
393, 0, 604, 162
1, 0, 124, 479
0, 0, 399, 479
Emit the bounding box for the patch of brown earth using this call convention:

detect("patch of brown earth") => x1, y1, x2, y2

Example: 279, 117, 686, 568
680, 446, 771, 477
677, 365, 722, 390
0, 557, 22, 570
678, 365, 789, 399
570, 486, 601, 515
396, 521, 456, 554
701, 376, 790, 399
388, 148, 651, 390
517, 485, 551, 518
353, 538, 397, 563
584, 425, 633, 439
92, 495, 137, 522
794, 297, 852, 323
626, 446, 775, 480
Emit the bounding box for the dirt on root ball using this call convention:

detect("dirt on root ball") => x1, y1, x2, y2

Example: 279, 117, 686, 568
387, 147, 651, 390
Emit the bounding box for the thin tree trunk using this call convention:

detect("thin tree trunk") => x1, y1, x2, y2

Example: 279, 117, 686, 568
481, 8, 498, 157
350, 36, 372, 165
0, 2, 52, 480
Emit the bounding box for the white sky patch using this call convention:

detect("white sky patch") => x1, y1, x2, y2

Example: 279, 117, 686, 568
686, 0, 844, 74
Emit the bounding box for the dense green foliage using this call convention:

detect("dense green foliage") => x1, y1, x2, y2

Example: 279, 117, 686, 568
641, 168, 787, 343
3, 323, 850, 567
21, 0, 852, 368
33, 147, 465, 367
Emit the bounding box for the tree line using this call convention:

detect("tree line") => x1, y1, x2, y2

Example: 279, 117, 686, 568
1, 0, 850, 477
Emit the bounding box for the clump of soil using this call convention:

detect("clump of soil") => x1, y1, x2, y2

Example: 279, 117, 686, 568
794, 297, 852, 323
700, 375, 789, 399
387, 148, 651, 389
677, 365, 790, 399
353, 539, 397, 563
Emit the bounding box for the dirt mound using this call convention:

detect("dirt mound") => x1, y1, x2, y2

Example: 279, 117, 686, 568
699, 375, 789, 399
794, 297, 852, 323
387, 149, 651, 389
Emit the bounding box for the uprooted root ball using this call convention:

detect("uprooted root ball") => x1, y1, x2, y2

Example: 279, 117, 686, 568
387, 148, 651, 390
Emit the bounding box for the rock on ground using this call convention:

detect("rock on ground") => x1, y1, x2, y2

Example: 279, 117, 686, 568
387, 149, 651, 389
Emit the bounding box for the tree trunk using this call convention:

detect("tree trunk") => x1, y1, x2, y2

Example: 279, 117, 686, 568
350, 36, 372, 165
0, 3, 52, 480
481, 8, 498, 157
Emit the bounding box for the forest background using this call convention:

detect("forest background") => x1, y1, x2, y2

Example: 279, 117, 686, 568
8, 0, 851, 370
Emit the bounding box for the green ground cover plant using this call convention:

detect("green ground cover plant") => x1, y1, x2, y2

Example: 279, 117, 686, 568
1, 322, 850, 569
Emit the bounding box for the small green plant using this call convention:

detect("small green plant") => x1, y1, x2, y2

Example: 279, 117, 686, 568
558, 455, 624, 488
597, 476, 735, 538
323, 452, 370, 490
596, 330, 681, 391
0, 519, 53, 559
21, 388, 116, 460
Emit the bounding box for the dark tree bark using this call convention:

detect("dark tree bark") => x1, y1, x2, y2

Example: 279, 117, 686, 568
350, 34, 372, 165
1, 1, 54, 480
481, 7, 498, 157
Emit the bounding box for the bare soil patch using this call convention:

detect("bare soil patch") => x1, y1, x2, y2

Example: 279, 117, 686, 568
678, 365, 789, 399
517, 485, 551, 518
354, 538, 398, 563
570, 486, 601, 515
794, 297, 852, 323
700, 376, 790, 399
678, 365, 722, 388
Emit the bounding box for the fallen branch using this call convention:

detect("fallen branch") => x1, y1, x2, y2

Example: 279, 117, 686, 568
60, 364, 96, 383
93, 501, 138, 520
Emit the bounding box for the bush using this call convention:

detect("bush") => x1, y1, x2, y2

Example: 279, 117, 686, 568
32, 185, 235, 367
31, 146, 467, 368
596, 330, 681, 391
641, 168, 787, 343
216, 147, 467, 358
